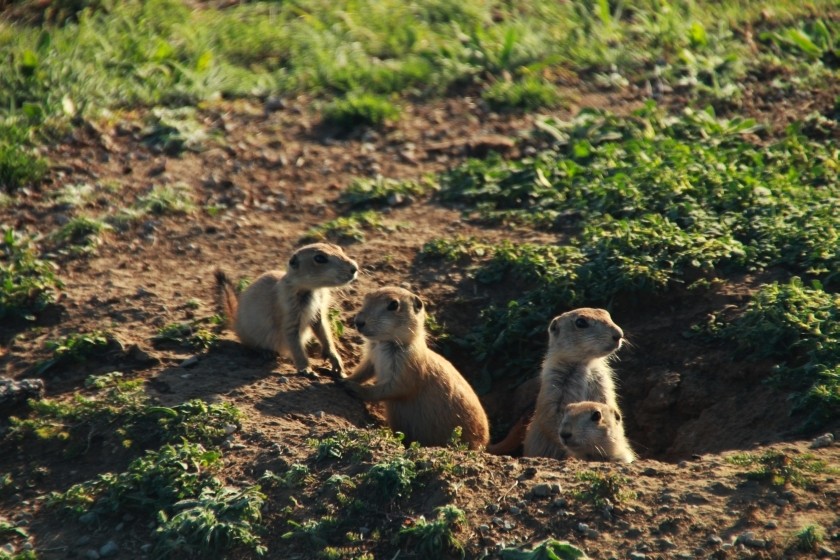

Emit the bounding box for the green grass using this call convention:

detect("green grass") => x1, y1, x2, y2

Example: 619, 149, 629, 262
0, 228, 62, 321
322, 93, 400, 129
302, 210, 397, 243
727, 451, 838, 489
790, 524, 826, 553
573, 470, 636, 508
423, 103, 840, 391
50, 216, 111, 254
339, 176, 435, 208
500, 539, 587, 560
154, 320, 219, 351
33, 330, 114, 375
699, 278, 840, 425
398, 505, 466, 559
482, 76, 563, 111
0, 143, 47, 192
137, 183, 195, 215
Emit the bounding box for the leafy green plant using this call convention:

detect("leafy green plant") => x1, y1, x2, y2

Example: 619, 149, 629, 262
482, 76, 563, 111
0, 143, 47, 192
34, 330, 114, 375
137, 183, 195, 215
323, 93, 399, 129
761, 19, 840, 65
700, 278, 840, 425
574, 470, 635, 508
790, 524, 825, 553
141, 107, 209, 156
363, 457, 417, 501
398, 505, 466, 559
727, 451, 837, 488
51, 216, 111, 254
500, 539, 587, 560
302, 210, 395, 243
154, 485, 267, 558
154, 321, 219, 351
339, 176, 434, 208
0, 228, 62, 321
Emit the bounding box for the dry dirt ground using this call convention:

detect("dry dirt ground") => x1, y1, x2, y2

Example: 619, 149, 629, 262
1, 83, 839, 559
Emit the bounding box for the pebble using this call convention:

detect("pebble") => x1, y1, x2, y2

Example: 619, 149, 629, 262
223, 424, 238, 435
810, 433, 834, 448
315, 411, 325, 419
629, 552, 646, 560
85, 550, 100, 560
76, 536, 92, 546
658, 538, 677, 550
765, 520, 778, 529
530, 483, 558, 497
818, 545, 836, 557
79, 512, 97, 525
21, 542, 32, 551
99, 540, 119, 557
1, 544, 15, 555
773, 498, 790, 507
140, 544, 152, 553
486, 504, 499, 514
508, 506, 521, 515
277, 376, 289, 384
180, 356, 199, 368
551, 498, 567, 508
708, 535, 723, 546
736, 531, 766, 548
478, 524, 490, 534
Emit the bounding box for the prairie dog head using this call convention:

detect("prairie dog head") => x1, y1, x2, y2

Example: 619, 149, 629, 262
559, 401, 634, 463
353, 287, 426, 345
546, 308, 623, 363
287, 243, 358, 289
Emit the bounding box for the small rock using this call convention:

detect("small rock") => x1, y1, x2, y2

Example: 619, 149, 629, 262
576, 523, 589, 533
99, 540, 118, 557
736, 531, 766, 549
223, 424, 238, 435
76, 536, 92, 546
810, 433, 834, 449
508, 506, 521, 515
708, 535, 723, 546
625, 528, 643, 538
551, 498, 566, 508
492, 517, 505, 527
21, 542, 32, 551
765, 520, 778, 529
115, 523, 124, 531
85, 550, 100, 560
486, 504, 499, 514
629, 552, 646, 560
478, 524, 490, 534
1, 544, 15, 555
140, 544, 152, 553
584, 528, 599, 538
79, 512, 97, 525
530, 483, 552, 497
658, 538, 677, 550
548, 482, 561, 494
818, 545, 836, 557
277, 376, 289, 384
773, 498, 790, 507
315, 411, 325, 419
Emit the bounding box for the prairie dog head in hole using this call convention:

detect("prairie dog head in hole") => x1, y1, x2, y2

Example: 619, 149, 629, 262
287, 243, 358, 289
546, 308, 624, 363
559, 401, 634, 463
353, 286, 425, 345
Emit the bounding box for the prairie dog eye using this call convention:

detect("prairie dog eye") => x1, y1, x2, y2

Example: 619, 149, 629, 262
590, 410, 602, 422
387, 300, 400, 311
314, 254, 328, 264
574, 317, 589, 329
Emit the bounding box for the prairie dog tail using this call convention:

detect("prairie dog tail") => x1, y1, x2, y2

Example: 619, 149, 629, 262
486, 407, 534, 456
214, 269, 238, 330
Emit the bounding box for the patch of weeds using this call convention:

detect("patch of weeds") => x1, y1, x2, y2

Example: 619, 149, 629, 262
0, 518, 28, 540
137, 183, 195, 215
259, 464, 312, 489
339, 176, 434, 208
419, 237, 490, 262
141, 107, 209, 156
281, 516, 340, 549
761, 19, 840, 67
500, 539, 587, 560
700, 278, 840, 425
302, 210, 395, 243
790, 524, 825, 553
323, 93, 399, 129
154, 485, 267, 558
50, 216, 111, 255
153, 320, 218, 351
48, 442, 222, 516
0, 143, 48, 192
0, 228, 62, 321
51, 182, 96, 209
398, 505, 466, 559
727, 451, 837, 488
8, 372, 241, 451
34, 330, 114, 375
482, 76, 563, 111
363, 456, 418, 502
574, 470, 635, 508
309, 430, 378, 463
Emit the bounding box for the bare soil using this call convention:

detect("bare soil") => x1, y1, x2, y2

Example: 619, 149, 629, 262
1, 83, 839, 559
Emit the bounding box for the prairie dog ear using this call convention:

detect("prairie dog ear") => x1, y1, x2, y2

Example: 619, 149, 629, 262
549, 317, 559, 334
412, 295, 423, 313
289, 254, 300, 269
612, 407, 622, 423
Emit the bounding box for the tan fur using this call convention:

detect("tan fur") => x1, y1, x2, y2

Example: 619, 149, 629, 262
523, 308, 624, 460
559, 401, 635, 463
344, 287, 490, 450
215, 243, 358, 375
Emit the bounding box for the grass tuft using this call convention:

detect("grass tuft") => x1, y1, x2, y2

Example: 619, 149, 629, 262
323, 93, 400, 129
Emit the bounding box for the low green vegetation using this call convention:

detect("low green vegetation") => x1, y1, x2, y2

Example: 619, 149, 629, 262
154, 320, 219, 351
137, 183, 195, 215
33, 330, 114, 375
50, 216, 111, 255
423, 104, 839, 398
727, 451, 838, 488
302, 210, 400, 243
398, 505, 467, 559
790, 524, 826, 553
482, 76, 563, 111
573, 471, 635, 508
500, 539, 587, 560
323, 93, 400, 129
0, 228, 62, 321
700, 278, 840, 425
339, 176, 435, 208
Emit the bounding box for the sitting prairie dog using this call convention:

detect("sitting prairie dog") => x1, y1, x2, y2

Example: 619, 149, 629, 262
559, 401, 635, 463
343, 287, 490, 450
523, 308, 624, 460
215, 243, 358, 376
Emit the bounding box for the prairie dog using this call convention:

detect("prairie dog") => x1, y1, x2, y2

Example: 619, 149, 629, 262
215, 243, 358, 375
523, 308, 624, 460
559, 401, 635, 463
343, 287, 490, 450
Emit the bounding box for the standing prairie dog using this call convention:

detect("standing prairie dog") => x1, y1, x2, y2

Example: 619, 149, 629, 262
343, 287, 490, 450
559, 401, 635, 463
215, 243, 358, 375
523, 308, 624, 460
